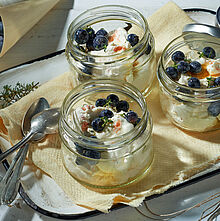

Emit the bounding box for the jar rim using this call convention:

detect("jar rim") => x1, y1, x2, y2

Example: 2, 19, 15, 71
59, 78, 152, 151
159, 33, 220, 96
67, 5, 149, 60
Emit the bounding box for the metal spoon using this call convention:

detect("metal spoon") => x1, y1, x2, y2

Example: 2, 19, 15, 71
0, 97, 50, 205
0, 98, 50, 162
0, 106, 60, 205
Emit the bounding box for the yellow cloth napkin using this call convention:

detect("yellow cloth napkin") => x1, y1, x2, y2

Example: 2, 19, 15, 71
0, 1, 220, 213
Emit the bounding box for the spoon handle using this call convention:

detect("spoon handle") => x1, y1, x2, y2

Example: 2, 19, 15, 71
0, 132, 33, 162
0, 144, 29, 205
0, 145, 24, 203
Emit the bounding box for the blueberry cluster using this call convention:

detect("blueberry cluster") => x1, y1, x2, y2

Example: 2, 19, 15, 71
0, 17, 4, 52
166, 47, 217, 89
74, 27, 109, 51
91, 94, 140, 132
167, 47, 220, 118
74, 25, 140, 53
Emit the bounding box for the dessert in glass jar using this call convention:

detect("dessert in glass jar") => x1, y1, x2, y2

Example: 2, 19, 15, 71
65, 5, 156, 97
59, 79, 153, 188
157, 33, 220, 132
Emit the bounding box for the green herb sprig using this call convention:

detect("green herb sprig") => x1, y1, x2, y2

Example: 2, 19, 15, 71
206, 77, 215, 87
0, 81, 39, 108
100, 116, 113, 128
198, 51, 205, 58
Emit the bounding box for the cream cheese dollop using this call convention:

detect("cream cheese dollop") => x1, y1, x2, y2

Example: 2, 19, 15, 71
90, 27, 131, 57
73, 104, 134, 139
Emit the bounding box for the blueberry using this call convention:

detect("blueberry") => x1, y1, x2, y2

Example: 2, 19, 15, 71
96, 28, 108, 38
214, 77, 220, 86
188, 77, 200, 88
177, 61, 190, 74
175, 87, 191, 94
93, 35, 108, 51
190, 61, 202, 73
75, 143, 100, 165
91, 118, 105, 132
173, 87, 191, 103
86, 39, 95, 51
134, 117, 141, 126
206, 87, 220, 98
95, 98, 107, 107
207, 101, 220, 117
99, 109, 114, 118
127, 34, 139, 47
81, 65, 92, 75
206, 84, 220, 96
106, 94, 119, 107
86, 27, 95, 40
80, 148, 100, 159
166, 67, 180, 81
116, 100, 129, 112
85, 28, 95, 51
78, 65, 92, 82
171, 51, 185, 63
125, 111, 138, 124
74, 29, 89, 44
145, 44, 152, 55
0, 20, 3, 36
0, 36, 3, 52
202, 47, 216, 59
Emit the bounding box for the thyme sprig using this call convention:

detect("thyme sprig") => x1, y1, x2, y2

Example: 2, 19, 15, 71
103, 99, 112, 107
0, 81, 39, 108
206, 77, 215, 87
198, 51, 205, 58
100, 116, 113, 128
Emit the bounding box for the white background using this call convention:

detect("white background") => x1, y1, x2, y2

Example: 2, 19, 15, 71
0, 0, 220, 220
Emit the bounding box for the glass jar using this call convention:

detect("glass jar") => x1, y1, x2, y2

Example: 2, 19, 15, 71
65, 5, 156, 97
59, 79, 153, 189
157, 33, 220, 132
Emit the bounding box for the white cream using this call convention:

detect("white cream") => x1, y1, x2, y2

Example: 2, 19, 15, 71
73, 104, 134, 138
174, 51, 220, 88
170, 103, 218, 131
207, 59, 220, 75
177, 57, 220, 88
90, 27, 131, 57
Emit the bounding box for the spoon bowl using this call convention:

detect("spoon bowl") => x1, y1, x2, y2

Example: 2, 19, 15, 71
0, 98, 58, 162
29, 107, 60, 140
22, 97, 50, 138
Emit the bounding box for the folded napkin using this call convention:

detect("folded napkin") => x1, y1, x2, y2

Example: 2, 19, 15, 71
0, 0, 60, 57
0, 1, 220, 213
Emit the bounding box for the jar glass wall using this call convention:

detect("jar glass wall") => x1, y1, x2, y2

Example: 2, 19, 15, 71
157, 33, 220, 132
66, 5, 156, 97
59, 79, 153, 189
